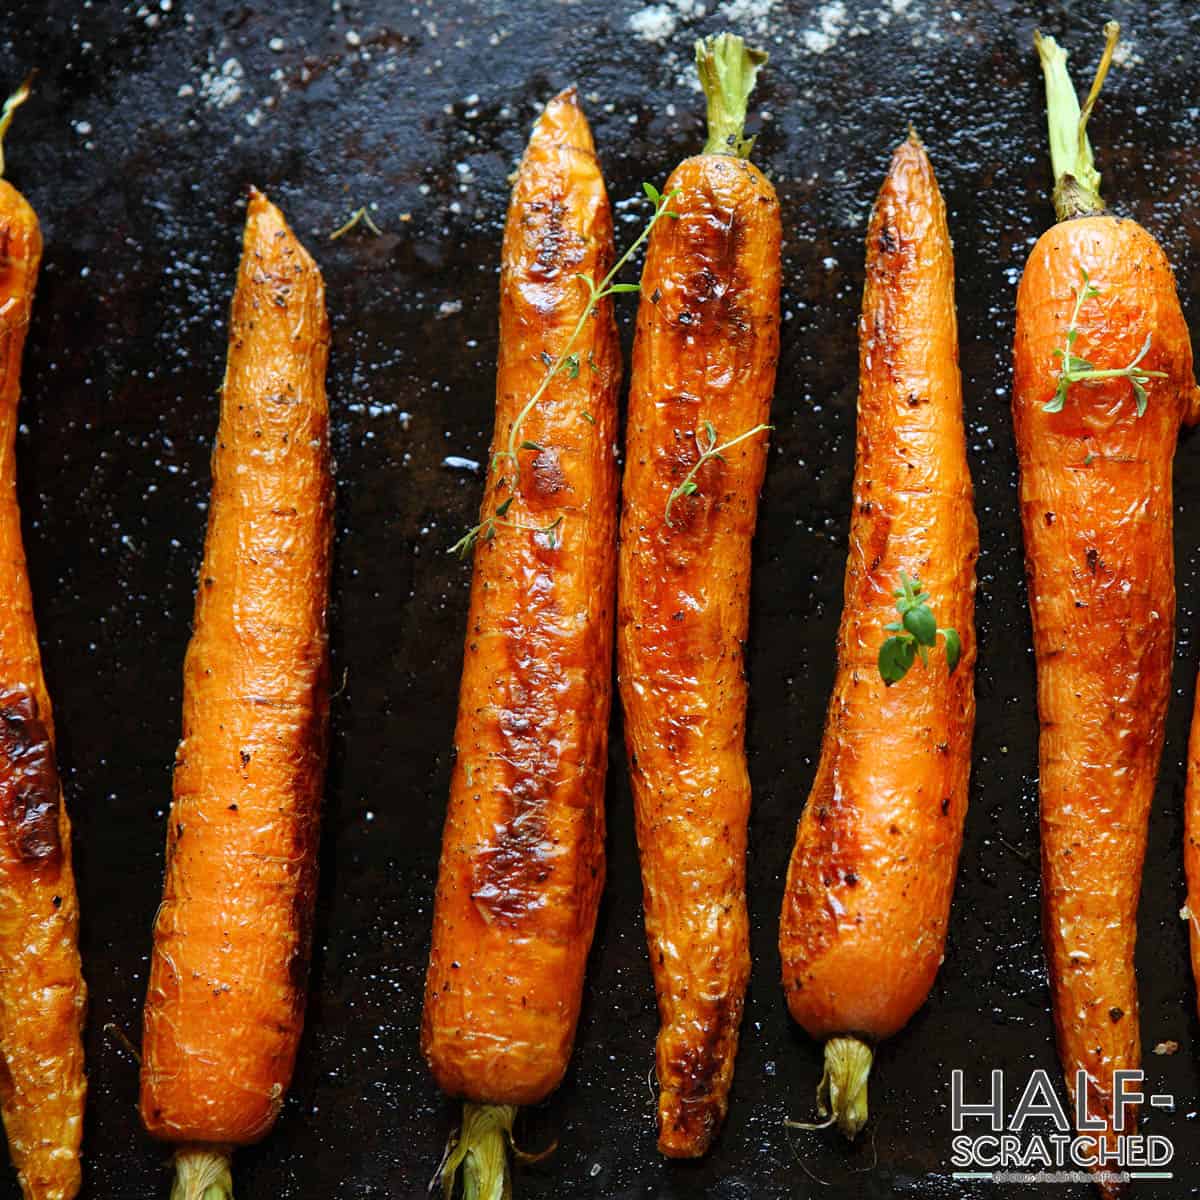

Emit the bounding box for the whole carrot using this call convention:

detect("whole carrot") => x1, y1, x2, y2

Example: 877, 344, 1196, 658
617, 34, 779, 1158
0, 78, 87, 1200
422, 89, 625, 1197
139, 188, 333, 1199
778, 132, 976, 1137
1015, 24, 1199, 1196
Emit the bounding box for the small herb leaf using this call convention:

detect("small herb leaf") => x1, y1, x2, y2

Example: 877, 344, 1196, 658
903, 603, 938, 647
943, 628, 962, 674
879, 636, 916, 686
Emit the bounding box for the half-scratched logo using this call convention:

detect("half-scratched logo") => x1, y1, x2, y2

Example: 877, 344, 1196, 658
949, 1069, 1175, 1187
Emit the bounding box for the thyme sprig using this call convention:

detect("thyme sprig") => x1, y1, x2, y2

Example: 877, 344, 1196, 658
878, 572, 961, 686
450, 182, 680, 560
448, 498, 563, 561
665, 420, 773, 526
1044, 268, 1166, 417
497, 182, 680, 473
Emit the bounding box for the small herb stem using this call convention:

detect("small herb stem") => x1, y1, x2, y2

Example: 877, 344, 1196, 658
452, 183, 680, 561
329, 206, 382, 240
665, 421, 773, 526
501, 190, 676, 469
1063, 365, 1166, 385
1046, 269, 1165, 417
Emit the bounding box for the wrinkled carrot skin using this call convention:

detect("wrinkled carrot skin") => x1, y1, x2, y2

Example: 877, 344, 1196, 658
1014, 214, 1200, 1181
617, 153, 780, 1158
140, 190, 333, 1145
0, 181, 86, 1200
779, 137, 976, 1041
421, 90, 620, 1106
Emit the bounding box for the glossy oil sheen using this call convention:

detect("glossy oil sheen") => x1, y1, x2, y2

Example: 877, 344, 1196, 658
421, 90, 621, 1108
0, 177, 86, 1200
1014, 212, 1200, 1193
618, 150, 781, 1158
5, 3, 1200, 1197
780, 136, 978, 1044
139, 191, 333, 1146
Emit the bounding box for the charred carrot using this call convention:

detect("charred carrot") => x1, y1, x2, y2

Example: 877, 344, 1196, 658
0, 77, 87, 1200
777, 132, 976, 1137
422, 89, 623, 1196
1014, 24, 1199, 1196
139, 189, 333, 1199
617, 34, 780, 1158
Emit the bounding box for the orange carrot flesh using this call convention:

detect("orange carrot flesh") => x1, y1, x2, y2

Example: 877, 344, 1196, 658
139, 190, 333, 1167
617, 36, 779, 1158
0, 95, 87, 1200
1017, 25, 1200, 1199
421, 87, 619, 1109
778, 133, 976, 1136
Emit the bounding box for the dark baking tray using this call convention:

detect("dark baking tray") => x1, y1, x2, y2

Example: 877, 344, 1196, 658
2, 1, 1199, 1196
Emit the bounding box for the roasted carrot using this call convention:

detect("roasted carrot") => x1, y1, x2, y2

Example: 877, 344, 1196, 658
617, 34, 779, 1158
421, 89, 621, 1195
1014, 24, 1199, 1197
778, 132, 976, 1138
139, 188, 333, 1199
0, 78, 86, 1200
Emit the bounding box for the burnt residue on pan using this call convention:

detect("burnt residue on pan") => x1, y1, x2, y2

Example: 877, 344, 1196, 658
0, 1, 1199, 1198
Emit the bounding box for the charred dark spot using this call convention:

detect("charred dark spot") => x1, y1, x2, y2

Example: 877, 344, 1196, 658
650, 287, 661, 304
877, 222, 899, 255
0, 691, 63, 865
240, 750, 251, 767
1044, 511, 1056, 526
844, 871, 858, 887
528, 198, 568, 282
52, 895, 61, 908
1109, 1007, 1124, 1023
941, 797, 951, 815
527, 447, 567, 499
1086, 547, 1099, 573
936, 742, 950, 755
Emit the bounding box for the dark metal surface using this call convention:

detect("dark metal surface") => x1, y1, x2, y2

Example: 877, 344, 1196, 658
2, 1, 1199, 1196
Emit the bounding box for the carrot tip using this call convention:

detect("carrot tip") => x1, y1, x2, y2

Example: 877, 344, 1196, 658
169, 1145, 234, 1200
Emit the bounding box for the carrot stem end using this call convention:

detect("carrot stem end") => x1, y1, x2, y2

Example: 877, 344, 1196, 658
694, 32, 767, 159
0, 72, 34, 180
169, 1145, 234, 1200
818, 1036, 873, 1140
435, 1103, 520, 1200
1034, 22, 1118, 222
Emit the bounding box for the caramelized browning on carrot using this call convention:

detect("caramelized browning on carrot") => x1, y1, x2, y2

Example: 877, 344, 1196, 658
1016, 213, 1197, 1177
140, 189, 333, 1160
1017, 26, 1200, 1197
778, 133, 976, 1134
0, 131, 87, 1200
618, 36, 779, 1158
422, 88, 620, 1108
